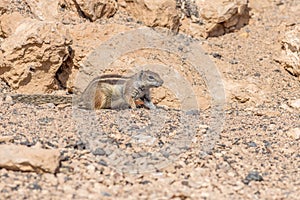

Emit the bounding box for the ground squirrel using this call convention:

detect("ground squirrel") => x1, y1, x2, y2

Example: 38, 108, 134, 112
80, 70, 164, 110
4, 70, 164, 110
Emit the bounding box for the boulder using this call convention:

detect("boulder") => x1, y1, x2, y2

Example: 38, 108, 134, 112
179, 0, 250, 38
279, 25, 300, 80
0, 144, 60, 173
0, 12, 24, 38
9, 0, 118, 23
0, 9, 131, 94
59, 0, 118, 21
67, 22, 131, 92
0, 17, 72, 93
25, 0, 61, 21
119, 0, 181, 31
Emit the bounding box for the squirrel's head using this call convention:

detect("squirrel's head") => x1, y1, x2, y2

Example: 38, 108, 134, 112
138, 70, 164, 88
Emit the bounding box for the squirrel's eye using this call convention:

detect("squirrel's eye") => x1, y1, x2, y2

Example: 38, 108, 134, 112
148, 75, 154, 79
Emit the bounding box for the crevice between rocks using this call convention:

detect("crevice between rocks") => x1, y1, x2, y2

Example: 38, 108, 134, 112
54, 46, 74, 92
71, 0, 93, 22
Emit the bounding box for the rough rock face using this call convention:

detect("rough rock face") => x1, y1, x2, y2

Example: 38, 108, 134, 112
178, 0, 249, 38
25, 0, 61, 21
279, 25, 300, 80
59, 0, 118, 22
120, 0, 249, 36
199, 0, 249, 37
0, 12, 24, 38
0, 0, 125, 94
67, 23, 131, 93
119, 0, 181, 31
0, 16, 72, 93
0, 0, 251, 94
6, 0, 118, 22
0, 144, 60, 173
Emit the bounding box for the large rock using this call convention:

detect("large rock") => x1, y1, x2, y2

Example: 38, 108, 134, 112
279, 25, 300, 80
4, 0, 118, 23
0, 16, 72, 94
0, 12, 24, 38
25, 0, 61, 21
59, 0, 118, 22
224, 79, 271, 105
69, 23, 130, 67
179, 0, 250, 38
0, 144, 60, 173
67, 22, 131, 92
0, 9, 131, 94
119, 0, 181, 31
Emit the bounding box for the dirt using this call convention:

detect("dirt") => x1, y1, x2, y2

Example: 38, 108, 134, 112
0, 1, 300, 200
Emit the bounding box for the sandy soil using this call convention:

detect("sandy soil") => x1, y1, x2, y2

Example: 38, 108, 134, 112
0, 1, 300, 200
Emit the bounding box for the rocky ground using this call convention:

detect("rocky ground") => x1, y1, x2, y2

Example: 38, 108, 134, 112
0, 0, 300, 199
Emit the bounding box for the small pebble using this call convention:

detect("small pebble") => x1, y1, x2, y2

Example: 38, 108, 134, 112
229, 58, 239, 64
98, 159, 108, 166
5, 95, 13, 104
93, 148, 106, 156
211, 52, 222, 59
243, 171, 263, 185
247, 141, 257, 147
